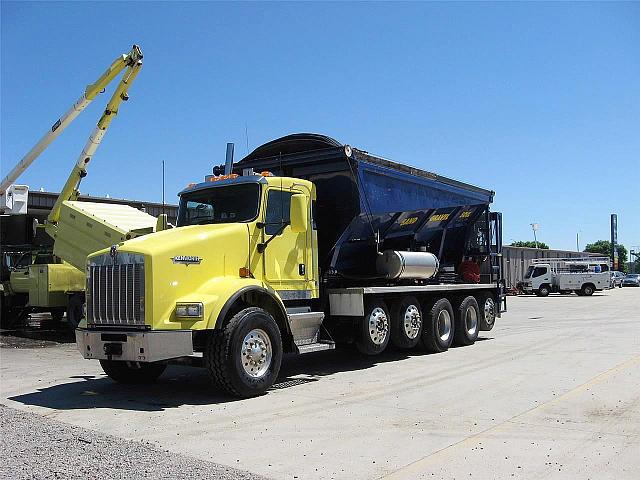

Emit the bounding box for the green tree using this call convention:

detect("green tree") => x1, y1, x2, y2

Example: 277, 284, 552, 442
584, 240, 628, 272
510, 240, 550, 249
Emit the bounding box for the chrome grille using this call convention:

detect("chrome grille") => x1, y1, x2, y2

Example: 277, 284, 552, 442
86, 253, 145, 326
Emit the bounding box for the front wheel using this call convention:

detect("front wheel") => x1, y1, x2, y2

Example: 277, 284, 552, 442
100, 360, 166, 384
66, 293, 84, 333
205, 307, 283, 398
536, 285, 550, 297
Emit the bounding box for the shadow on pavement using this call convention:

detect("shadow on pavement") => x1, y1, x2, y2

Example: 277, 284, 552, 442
7, 347, 434, 411
0, 318, 75, 348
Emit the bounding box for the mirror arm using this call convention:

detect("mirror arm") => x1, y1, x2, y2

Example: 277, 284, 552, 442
257, 222, 289, 253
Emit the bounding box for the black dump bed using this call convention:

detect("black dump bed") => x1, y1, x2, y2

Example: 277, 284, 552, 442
236, 133, 498, 283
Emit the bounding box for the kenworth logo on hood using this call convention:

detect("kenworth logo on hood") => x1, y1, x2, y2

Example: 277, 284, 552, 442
171, 255, 202, 265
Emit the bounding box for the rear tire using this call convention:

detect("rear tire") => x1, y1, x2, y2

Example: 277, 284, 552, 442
205, 307, 282, 398
453, 296, 479, 346
390, 296, 422, 349
421, 298, 454, 353
100, 360, 166, 384
356, 299, 391, 355
581, 284, 595, 296
477, 292, 496, 331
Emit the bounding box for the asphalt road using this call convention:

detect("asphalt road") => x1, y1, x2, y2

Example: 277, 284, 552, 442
1, 288, 639, 479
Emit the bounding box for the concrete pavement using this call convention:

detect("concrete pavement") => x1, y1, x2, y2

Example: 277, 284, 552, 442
1, 288, 639, 479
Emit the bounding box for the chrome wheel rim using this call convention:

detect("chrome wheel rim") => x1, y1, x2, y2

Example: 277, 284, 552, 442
368, 307, 389, 345
484, 298, 495, 325
403, 305, 421, 339
437, 310, 452, 342
465, 306, 478, 336
241, 328, 272, 378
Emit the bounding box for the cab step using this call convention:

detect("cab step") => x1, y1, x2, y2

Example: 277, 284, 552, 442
297, 340, 335, 354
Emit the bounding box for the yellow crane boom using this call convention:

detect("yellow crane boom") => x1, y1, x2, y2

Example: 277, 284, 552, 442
0, 45, 143, 217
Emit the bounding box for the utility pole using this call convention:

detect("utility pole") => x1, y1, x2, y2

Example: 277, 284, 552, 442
576, 232, 579, 252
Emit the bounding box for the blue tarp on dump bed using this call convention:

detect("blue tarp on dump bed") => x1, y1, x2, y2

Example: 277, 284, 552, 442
237, 133, 495, 270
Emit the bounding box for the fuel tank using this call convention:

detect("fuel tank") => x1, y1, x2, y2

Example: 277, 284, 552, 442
376, 250, 439, 281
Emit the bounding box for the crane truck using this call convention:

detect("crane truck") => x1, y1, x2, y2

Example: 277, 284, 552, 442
0, 45, 163, 329
75, 133, 506, 398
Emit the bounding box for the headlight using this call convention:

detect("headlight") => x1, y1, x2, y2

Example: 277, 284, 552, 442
175, 302, 203, 318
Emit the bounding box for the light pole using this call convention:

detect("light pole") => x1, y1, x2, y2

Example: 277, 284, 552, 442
530, 223, 539, 249
576, 230, 582, 252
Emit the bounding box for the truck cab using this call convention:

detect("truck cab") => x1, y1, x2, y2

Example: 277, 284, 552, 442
522, 264, 553, 296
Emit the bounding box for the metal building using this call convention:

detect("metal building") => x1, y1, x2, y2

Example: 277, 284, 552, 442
0, 190, 177, 249
501, 246, 603, 288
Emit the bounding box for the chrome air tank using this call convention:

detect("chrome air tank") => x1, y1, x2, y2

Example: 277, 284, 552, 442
376, 250, 439, 280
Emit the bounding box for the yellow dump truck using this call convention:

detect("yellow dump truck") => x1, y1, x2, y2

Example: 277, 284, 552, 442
76, 134, 505, 398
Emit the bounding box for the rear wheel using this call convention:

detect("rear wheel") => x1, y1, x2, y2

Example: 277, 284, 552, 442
390, 296, 422, 349
205, 307, 282, 398
453, 296, 479, 346
477, 293, 496, 331
356, 299, 391, 355
581, 284, 595, 296
421, 298, 454, 353
100, 360, 166, 384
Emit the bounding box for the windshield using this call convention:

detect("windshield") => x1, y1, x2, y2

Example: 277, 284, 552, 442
524, 266, 535, 279
178, 183, 261, 227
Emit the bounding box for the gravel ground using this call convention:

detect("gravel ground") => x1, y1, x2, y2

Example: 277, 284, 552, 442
0, 405, 267, 480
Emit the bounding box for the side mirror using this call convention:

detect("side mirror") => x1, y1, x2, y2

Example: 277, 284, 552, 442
289, 194, 308, 233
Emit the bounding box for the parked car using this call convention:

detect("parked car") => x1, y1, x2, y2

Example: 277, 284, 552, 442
610, 271, 625, 288
622, 274, 640, 287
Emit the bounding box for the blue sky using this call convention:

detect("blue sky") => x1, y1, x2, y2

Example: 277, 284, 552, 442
1, 2, 638, 252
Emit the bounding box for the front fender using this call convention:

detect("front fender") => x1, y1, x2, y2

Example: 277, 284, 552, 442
163, 277, 286, 331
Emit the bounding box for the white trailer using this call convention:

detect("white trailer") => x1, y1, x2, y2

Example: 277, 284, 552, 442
521, 257, 611, 296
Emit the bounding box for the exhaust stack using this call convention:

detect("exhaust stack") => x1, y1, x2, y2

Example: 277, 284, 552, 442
224, 143, 234, 175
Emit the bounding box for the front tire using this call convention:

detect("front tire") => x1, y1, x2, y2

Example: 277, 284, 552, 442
66, 293, 84, 333
536, 285, 550, 297
356, 299, 391, 355
453, 296, 480, 346
205, 307, 282, 398
100, 360, 166, 384
390, 296, 422, 349
421, 298, 454, 353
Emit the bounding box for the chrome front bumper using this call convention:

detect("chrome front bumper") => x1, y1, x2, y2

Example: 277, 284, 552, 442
76, 329, 193, 362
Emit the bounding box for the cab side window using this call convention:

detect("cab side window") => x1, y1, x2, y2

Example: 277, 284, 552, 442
265, 190, 293, 235
532, 267, 547, 277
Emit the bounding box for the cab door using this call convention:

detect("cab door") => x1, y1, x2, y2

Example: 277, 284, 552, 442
262, 188, 310, 299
